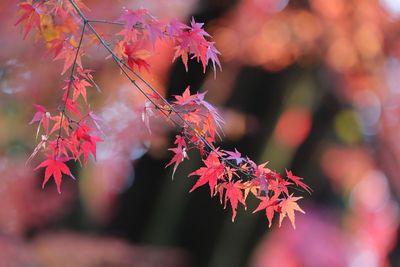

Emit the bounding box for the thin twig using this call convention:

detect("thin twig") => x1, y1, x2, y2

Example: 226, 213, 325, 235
56, 21, 87, 149
88, 19, 125, 26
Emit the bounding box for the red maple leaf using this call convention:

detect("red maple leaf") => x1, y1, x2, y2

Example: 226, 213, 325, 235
50, 115, 69, 135
166, 145, 188, 179
49, 138, 71, 159
173, 86, 198, 105
223, 182, 245, 222
174, 135, 187, 147
30, 104, 50, 136
253, 193, 280, 228
123, 42, 151, 72
70, 77, 92, 103
119, 8, 148, 30
189, 152, 225, 195
65, 99, 81, 117
80, 135, 102, 165
35, 156, 75, 193
49, 114, 70, 135
173, 18, 221, 73
15, 2, 41, 39
54, 47, 83, 75
286, 169, 312, 194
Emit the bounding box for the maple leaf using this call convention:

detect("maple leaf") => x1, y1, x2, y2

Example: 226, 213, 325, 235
242, 179, 259, 201
173, 18, 218, 73
223, 182, 245, 222
286, 169, 312, 194
65, 99, 81, 117
173, 88, 224, 140
253, 194, 280, 228
70, 77, 91, 103
30, 104, 50, 136
224, 166, 238, 181
225, 148, 243, 165
173, 86, 198, 105
123, 42, 151, 72
35, 156, 75, 193
80, 135, 102, 165
145, 20, 164, 47
49, 138, 71, 159
77, 68, 101, 93
173, 88, 223, 140
174, 135, 187, 148
258, 173, 269, 195
190, 18, 211, 38
88, 111, 104, 135
117, 28, 138, 43
166, 18, 189, 37
47, 38, 65, 58
189, 152, 225, 195
54, 47, 83, 75
279, 195, 305, 229
166, 145, 188, 179
119, 8, 148, 30
267, 175, 290, 197
73, 124, 92, 141
49, 114, 70, 135
206, 42, 222, 78
27, 134, 48, 164
15, 2, 41, 39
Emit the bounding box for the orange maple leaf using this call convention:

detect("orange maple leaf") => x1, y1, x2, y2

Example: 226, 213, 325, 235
279, 194, 305, 229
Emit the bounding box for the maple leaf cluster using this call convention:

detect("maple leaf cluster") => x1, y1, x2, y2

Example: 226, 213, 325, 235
17, 0, 310, 228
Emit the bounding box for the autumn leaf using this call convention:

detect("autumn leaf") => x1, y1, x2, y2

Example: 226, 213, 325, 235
145, 20, 164, 47
225, 148, 243, 165
278, 195, 305, 229
70, 77, 92, 103
54, 47, 83, 75
166, 18, 189, 37
119, 8, 148, 30
49, 138, 71, 159
286, 169, 312, 194
253, 194, 280, 228
206, 42, 222, 78
80, 135, 102, 165
49, 114, 70, 135
65, 99, 81, 117
223, 182, 245, 222
30, 104, 50, 136
15, 2, 41, 39
123, 42, 151, 72
242, 179, 259, 201
189, 152, 225, 195
172, 18, 221, 73
166, 144, 188, 179
173, 86, 197, 105
35, 156, 75, 193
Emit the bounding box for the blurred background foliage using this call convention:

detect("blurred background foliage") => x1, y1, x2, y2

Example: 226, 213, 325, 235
1, 0, 400, 266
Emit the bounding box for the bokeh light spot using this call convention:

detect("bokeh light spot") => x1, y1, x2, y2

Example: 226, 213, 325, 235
274, 107, 312, 148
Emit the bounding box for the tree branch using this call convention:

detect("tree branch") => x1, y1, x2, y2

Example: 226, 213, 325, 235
67, 0, 253, 178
